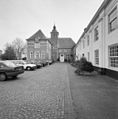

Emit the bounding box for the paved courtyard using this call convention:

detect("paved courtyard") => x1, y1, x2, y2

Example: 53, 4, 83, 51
0, 63, 117, 119
0, 63, 74, 119
67, 64, 118, 119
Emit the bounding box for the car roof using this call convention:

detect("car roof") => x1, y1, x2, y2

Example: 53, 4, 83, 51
0, 60, 7, 63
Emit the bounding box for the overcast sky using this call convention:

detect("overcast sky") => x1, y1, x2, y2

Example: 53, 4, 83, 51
0, 0, 104, 50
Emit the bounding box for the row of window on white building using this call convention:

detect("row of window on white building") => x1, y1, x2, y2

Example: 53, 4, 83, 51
76, 4, 118, 68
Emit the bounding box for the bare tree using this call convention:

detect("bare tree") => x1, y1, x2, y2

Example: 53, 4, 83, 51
12, 38, 26, 60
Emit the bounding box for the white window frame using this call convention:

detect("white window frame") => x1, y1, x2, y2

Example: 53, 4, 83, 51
95, 49, 99, 65
40, 41, 47, 46
41, 51, 45, 59
88, 52, 90, 61
30, 51, 34, 59
108, 6, 118, 33
109, 44, 118, 68
27, 41, 34, 48
35, 51, 40, 59
83, 39, 85, 49
34, 43, 40, 48
87, 35, 90, 46
94, 26, 99, 41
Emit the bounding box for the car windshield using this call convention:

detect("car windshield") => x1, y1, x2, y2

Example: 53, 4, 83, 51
4, 61, 17, 67
14, 60, 27, 65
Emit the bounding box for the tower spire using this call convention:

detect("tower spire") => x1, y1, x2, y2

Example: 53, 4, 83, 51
53, 24, 56, 30
51, 24, 59, 39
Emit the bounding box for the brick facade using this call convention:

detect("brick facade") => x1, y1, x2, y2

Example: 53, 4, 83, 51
26, 25, 75, 63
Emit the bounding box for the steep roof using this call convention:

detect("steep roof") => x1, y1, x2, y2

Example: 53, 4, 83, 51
58, 38, 75, 49
26, 28, 75, 49
26, 30, 46, 40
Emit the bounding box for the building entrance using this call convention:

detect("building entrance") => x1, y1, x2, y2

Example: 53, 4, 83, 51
60, 54, 64, 62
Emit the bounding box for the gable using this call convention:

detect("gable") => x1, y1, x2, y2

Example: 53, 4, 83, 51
26, 30, 46, 41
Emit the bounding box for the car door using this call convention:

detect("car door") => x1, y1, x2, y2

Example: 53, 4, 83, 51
0, 62, 13, 73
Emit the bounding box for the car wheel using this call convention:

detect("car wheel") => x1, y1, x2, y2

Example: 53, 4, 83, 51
0, 73, 7, 81
26, 67, 31, 71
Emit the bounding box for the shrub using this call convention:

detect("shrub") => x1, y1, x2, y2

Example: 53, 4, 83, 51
83, 61, 94, 72
71, 60, 80, 67
75, 57, 94, 75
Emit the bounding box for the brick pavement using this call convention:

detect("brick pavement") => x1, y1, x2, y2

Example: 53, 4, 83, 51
0, 63, 74, 119
67, 64, 118, 119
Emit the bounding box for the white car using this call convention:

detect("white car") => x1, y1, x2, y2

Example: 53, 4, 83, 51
11, 60, 37, 71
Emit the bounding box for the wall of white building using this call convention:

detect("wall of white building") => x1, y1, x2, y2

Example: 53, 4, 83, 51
104, 0, 118, 71
76, 0, 118, 73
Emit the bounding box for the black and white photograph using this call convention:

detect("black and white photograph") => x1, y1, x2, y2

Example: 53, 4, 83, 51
0, 0, 118, 118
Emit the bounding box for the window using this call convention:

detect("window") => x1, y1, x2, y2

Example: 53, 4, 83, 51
59, 49, 63, 53
87, 35, 90, 46
41, 51, 45, 59
108, 7, 117, 33
40, 41, 47, 46
30, 51, 34, 59
35, 51, 40, 59
83, 39, 85, 48
94, 26, 99, 41
27, 42, 34, 48
34, 43, 40, 48
88, 52, 90, 61
64, 49, 67, 52
95, 49, 99, 65
109, 44, 118, 67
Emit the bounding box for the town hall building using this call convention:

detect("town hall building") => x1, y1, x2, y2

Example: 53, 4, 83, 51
26, 25, 75, 63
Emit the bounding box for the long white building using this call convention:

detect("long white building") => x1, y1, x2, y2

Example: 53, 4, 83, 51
76, 0, 118, 79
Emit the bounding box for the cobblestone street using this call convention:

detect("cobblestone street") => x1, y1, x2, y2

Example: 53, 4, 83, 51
0, 63, 74, 119
0, 63, 117, 119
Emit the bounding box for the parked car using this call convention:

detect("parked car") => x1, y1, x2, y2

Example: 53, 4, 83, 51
0, 60, 24, 81
35, 62, 43, 68
47, 60, 53, 65
41, 61, 48, 67
11, 60, 37, 71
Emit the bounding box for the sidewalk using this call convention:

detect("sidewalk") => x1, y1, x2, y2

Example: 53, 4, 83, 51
67, 64, 118, 119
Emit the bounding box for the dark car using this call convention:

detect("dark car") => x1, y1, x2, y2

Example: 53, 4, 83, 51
46, 60, 53, 65
32, 61, 43, 68
0, 61, 24, 81
42, 61, 48, 67
35, 62, 43, 68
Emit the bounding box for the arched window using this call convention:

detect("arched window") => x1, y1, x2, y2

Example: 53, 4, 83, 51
35, 51, 40, 59
41, 51, 45, 59
30, 51, 34, 59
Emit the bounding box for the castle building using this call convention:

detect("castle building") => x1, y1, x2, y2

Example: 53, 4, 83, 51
26, 25, 75, 63
75, 0, 118, 79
